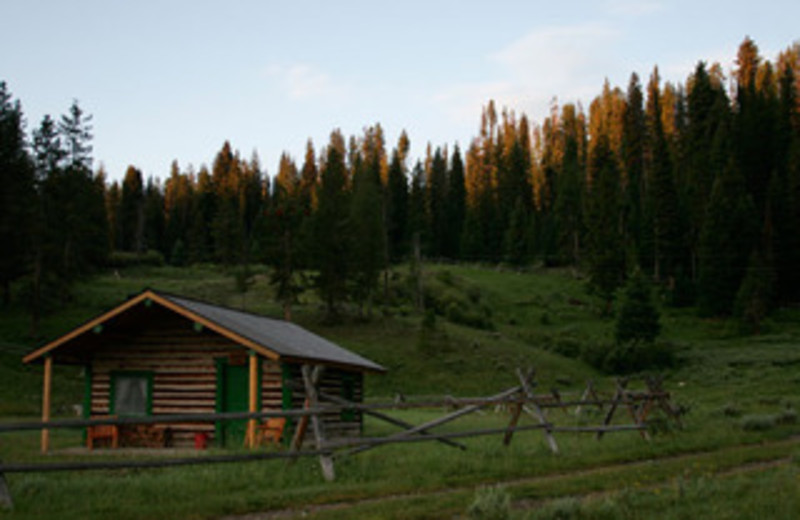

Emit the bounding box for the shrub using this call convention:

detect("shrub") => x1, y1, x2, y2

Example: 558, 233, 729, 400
467, 486, 511, 520
529, 497, 583, 519
615, 269, 660, 344
740, 414, 777, 431
424, 275, 493, 330
580, 340, 675, 374
601, 340, 676, 374
720, 402, 742, 418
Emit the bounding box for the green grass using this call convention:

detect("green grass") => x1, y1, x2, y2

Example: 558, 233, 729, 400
2, 262, 800, 518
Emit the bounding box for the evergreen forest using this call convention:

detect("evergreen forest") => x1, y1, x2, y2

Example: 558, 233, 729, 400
2, 37, 800, 331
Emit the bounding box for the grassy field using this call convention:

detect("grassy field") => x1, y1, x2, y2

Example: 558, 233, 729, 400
1, 263, 799, 519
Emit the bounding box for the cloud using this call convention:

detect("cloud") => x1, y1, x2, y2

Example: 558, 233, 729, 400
266, 63, 346, 101
491, 21, 619, 89
434, 22, 622, 126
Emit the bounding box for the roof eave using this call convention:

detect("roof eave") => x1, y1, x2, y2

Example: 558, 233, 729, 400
280, 355, 387, 374
22, 290, 155, 364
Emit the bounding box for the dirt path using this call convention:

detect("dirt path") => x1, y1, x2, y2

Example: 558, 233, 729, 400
220, 437, 800, 520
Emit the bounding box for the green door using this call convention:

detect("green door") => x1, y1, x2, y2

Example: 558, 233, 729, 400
218, 362, 249, 447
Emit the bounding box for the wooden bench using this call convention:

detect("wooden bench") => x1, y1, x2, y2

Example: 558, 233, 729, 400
87, 417, 119, 450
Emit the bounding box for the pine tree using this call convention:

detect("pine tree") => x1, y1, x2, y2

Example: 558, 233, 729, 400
120, 165, 145, 252
767, 52, 800, 304
497, 111, 533, 247
621, 73, 646, 263
298, 139, 318, 215
646, 68, 685, 286
554, 113, 584, 266
313, 131, 351, 321
407, 160, 428, 254
446, 145, 466, 259
29, 115, 64, 334
615, 268, 661, 344
584, 132, 625, 313
684, 62, 730, 281
462, 119, 502, 262
697, 154, 757, 316
427, 147, 449, 258
269, 153, 303, 321
349, 148, 384, 316
143, 176, 165, 254
733, 37, 776, 217
44, 101, 107, 293
187, 166, 214, 263
503, 198, 528, 265
163, 161, 195, 264
0, 82, 35, 304
59, 100, 93, 172
105, 179, 122, 251
210, 142, 245, 268
239, 152, 266, 267
386, 144, 409, 262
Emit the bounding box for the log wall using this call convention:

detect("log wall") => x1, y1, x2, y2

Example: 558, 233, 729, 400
88, 309, 365, 447
283, 364, 364, 441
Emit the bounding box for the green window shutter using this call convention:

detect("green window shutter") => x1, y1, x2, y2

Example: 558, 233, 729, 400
280, 363, 294, 445
281, 363, 293, 410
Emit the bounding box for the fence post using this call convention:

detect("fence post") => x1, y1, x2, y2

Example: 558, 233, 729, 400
597, 378, 628, 440
246, 350, 259, 449
301, 365, 335, 482
517, 368, 559, 454
289, 367, 324, 454
0, 462, 12, 510
41, 355, 53, 454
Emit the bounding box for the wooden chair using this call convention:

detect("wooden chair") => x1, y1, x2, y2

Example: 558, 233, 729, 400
87, 416, 119, 450
255, 417, 286, 446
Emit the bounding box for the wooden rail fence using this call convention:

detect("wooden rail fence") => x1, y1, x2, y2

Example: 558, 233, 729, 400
0, 366, 682, 509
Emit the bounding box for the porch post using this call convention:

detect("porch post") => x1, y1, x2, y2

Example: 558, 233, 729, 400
247, 350, 258, 448
41, 355, 53, 454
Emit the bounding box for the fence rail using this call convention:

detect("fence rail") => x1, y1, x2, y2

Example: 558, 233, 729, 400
0, 366, 682, 509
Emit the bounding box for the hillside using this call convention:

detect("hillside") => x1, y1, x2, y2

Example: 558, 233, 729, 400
3, 262, 799, 418
1, 263, 601, 412
2, 264, 800, 519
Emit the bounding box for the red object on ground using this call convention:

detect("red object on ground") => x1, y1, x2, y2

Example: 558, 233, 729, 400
194, 432, 208, 449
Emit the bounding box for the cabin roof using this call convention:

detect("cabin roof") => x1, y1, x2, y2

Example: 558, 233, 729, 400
22, 289, 386, 373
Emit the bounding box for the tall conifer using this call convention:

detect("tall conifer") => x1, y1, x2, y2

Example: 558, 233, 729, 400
0, 82, 35, 303
585, 133, 625, 312
313, 131, 351, 321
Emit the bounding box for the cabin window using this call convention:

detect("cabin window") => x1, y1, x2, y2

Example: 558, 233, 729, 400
111, 371, 153, 416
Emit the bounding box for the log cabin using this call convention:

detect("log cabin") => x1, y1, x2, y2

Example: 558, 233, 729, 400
22, 289, 386, 451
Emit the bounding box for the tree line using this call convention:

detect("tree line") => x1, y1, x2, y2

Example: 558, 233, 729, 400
2, 37, 799, 330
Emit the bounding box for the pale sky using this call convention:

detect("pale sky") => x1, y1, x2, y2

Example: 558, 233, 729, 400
3, 1, 798, 182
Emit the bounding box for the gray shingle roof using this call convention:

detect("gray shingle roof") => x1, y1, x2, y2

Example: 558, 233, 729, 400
157, 292, 386, 373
